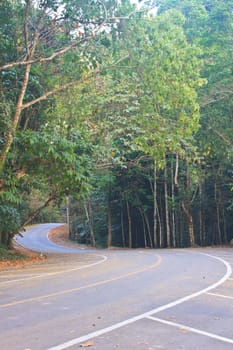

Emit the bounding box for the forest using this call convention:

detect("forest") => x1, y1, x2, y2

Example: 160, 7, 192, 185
0, 0, 232, 249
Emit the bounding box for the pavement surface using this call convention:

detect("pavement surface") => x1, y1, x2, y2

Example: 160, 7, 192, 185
0, 224, 233, 350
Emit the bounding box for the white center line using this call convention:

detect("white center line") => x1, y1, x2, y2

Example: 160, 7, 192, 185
146, 316, 233, 344
47, 253, 232, 350
206, 292, 233, 300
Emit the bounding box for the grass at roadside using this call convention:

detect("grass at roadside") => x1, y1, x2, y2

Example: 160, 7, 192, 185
0, 244, 26, 261
0, 243, 45, 270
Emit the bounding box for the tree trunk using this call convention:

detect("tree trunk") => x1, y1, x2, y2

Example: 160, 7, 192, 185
120, 203, 126, 247
164, 157, 171, 247
84, 202, 96, 247
0, 231, 15, 249
0, 232, 7, 246
181, 202, 195, 246
222, 208, 227, 244
126, 200, 132, 248
199, 181, 203, 245
159, 193, 164, 248
138, 207, 147, 248
144, 211, 153, 248
171, 157, 176, 247
215, 180, 222, 245
157, 204, 162, 248
89, 202, 96, 247
66, 196, 71, 239
174, 154, 195, 247
107, 200, 112, 248
153, 162, 158, 248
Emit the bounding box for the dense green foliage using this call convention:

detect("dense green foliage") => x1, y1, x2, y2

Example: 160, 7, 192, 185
0, 0, 232, 248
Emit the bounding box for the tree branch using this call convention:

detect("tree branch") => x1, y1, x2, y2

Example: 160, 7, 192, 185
4, 37, 83, 70
21, 54, 129, 110
209, 127, 233, 147
201, 90, 233, 107
21, 193, 56, 227
0, 6, 108, 72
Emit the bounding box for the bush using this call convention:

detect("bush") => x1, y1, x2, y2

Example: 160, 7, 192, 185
0, 205, 21, 247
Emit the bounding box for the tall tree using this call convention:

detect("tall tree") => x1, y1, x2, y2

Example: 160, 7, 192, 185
157, 0, 233, 245
127, 10, 204, 246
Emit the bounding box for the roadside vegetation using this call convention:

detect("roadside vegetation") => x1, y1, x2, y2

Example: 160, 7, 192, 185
0, 0, 232, 251
0, 243, 25, 261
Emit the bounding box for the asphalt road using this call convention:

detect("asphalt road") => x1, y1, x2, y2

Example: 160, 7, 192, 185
1, 224, 233, 350
15, 223, 92, 253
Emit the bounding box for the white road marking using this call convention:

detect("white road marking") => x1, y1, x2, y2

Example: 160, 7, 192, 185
47, 253, 232, 350
214, 256, 233, 262
206, 292, 233, 300
146, 316, 233, 344
0, 255, 108, 285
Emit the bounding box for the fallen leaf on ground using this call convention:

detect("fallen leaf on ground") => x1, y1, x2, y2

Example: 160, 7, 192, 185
80, 340, 94, 347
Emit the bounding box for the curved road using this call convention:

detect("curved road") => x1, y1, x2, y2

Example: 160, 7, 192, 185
15, 223, 91, 253
0, 224, 233, 350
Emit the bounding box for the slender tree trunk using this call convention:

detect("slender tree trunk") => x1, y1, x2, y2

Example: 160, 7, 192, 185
216, 202, 222, 244
66, 196, 71, 239
222, 208, 227, 244
126, 200, 132, 248
144, 211, 153, 248
153, 161, 158, 248
121, 203, 126, 248
159, 193, 164, 248
138, 207, 147, 248
181, 202, 195, 246
199, 181, 204, 245
84, 203, 96, 247
215, 181, 222, 245
201, 179, 207, 245
164, 157, 171, 247
89, 202, 95, 247
157, 204, 162, 248
171, 157, 176, 247
174, 154, 195, 247
107, 200, 112, 248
